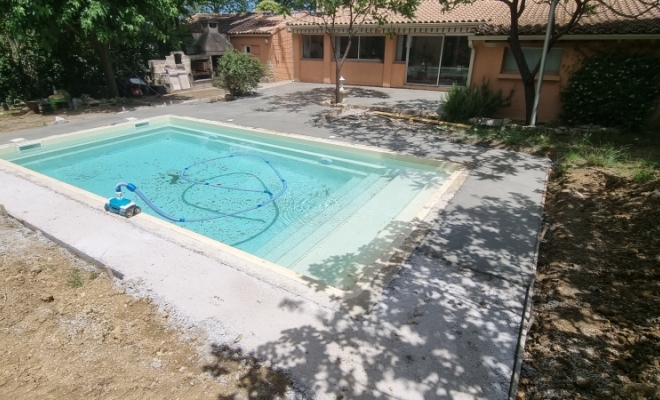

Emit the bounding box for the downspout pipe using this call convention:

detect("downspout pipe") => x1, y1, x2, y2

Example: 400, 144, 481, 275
530, 0, 559, 126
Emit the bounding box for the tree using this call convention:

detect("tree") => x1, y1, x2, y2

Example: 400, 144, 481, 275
187, 0, 255, 13
438, 0, 658, 124
0, 0, 184, 98
289, 0, 419, 103
254, 0, 286, 13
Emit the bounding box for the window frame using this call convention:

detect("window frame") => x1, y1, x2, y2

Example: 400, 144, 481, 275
243, 45, 251, 54
334, 35, 385, 62
302, 35, 324, 60
501, 47, 563, 73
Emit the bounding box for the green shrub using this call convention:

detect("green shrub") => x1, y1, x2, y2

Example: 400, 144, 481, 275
215, 50, 264, 96
441, 81, 513, 122
254, 0, 285, 13
560, 52, 660, 130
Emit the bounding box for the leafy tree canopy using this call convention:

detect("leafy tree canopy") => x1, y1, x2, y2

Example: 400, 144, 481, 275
186, 0, 256, 13
1, 0, 185, 97
254, 0, 286, 13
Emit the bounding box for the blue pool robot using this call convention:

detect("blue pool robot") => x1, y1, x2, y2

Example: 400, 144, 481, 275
105, 187, 141, 218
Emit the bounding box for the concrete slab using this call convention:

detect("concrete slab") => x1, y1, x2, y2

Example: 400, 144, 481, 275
0, 82, 549, 399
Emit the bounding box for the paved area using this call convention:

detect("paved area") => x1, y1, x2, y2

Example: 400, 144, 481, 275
0, 82, 549, 399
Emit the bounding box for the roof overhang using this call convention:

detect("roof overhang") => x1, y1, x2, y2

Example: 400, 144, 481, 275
288, 22, 480, 35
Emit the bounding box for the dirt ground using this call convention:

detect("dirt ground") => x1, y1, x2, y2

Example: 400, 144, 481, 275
0, 215, 291, 399
0, 88, 224, 134
518, 169, 660, 400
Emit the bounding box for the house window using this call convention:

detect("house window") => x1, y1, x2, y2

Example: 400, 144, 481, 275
335, 36, 385, 61
303, 35, 324, 59
244, 45, 251, 54
395, 35, 408, 62
503, 47, 563, 72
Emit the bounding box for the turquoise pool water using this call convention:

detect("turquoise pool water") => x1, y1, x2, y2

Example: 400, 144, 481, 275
2, 119, 452, 289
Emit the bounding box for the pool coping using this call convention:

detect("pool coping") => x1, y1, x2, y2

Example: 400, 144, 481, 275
0, 114, 468, 312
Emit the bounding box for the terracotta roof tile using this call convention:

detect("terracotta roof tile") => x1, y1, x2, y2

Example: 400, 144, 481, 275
189, 13, 286, 35
287, 0, 660, 36
227, 14, 287, 34
478, 0, 660, 35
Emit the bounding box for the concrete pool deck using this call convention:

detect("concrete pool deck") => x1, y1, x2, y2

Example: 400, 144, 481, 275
0, 83, 549, 399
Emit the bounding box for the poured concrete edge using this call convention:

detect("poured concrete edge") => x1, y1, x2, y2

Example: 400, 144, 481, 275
0, 115, 468, 312
507, 168, 550, 399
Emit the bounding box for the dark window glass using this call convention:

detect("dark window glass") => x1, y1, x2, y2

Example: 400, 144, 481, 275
303, 35, 324, 59
359, 36, 385, 60
503, 48, 563, 72
395, 35, 408, 62
336, 36, 359, 59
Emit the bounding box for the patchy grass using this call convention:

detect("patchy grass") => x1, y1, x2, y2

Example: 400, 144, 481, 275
448, 124, 660, 181
68, 269, 84, 288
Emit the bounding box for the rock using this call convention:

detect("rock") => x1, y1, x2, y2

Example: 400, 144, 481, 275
619, 383, 660, 399
55, 116, 69, 124
40, 294, 54, 302
575, 376, 594, 389
30, 265, 43, 274
150, 360, 162, 369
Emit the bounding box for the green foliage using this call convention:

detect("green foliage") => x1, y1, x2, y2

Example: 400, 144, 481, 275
441, 81, 513, 122
0, 0, 185, 97
215, 50, 264, 96
186, 0, 254, 13
561, 52, 660, 130
254, 0, 285, 12
68, 270, 84, 288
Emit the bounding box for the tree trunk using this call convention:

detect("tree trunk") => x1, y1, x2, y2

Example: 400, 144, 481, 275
335, 65, 341, 104
522, 76, 535, 125
96, 42, 119, 98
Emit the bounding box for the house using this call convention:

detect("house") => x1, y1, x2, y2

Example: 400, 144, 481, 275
287, 0, 660, 122
189, 13, 294, 82
148, 13, 294, 91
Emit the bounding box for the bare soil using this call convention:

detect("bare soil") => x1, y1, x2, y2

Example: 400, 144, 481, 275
0, 88, 224, 134
519, 169, 660, 400
0, 215, 291, 399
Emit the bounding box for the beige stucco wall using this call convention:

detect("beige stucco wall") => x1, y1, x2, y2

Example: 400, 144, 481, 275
230, 28, 293, 81
469, 40, 570, 122
269, 28, 293, 81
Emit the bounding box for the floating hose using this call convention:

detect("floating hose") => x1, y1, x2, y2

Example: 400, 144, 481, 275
114, 154, 287, 222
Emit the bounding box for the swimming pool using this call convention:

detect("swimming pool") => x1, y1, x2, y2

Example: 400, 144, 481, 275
0, 116, 464, 292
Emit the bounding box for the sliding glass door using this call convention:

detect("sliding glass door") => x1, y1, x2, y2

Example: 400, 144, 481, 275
405, 35, 471, 86
406, 36, 443, 85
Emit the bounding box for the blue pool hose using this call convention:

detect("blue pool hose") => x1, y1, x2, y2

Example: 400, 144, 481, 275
114, 154, 287, 222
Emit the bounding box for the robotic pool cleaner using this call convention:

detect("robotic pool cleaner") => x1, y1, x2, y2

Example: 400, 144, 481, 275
104, 154, 287, 222
105, 189, 142, 218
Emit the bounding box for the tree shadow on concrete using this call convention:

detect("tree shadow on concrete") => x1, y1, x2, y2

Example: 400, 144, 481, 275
309, 115, 548, 285
204, 179, 543, 397
253, 87, 390, 114
250, 244, 526, 398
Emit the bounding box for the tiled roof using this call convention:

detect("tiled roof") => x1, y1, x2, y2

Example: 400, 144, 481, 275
286, 0, 660, 36
477, 0, 660, 35
189, 12, 287, 35
287, 1, 489, 26
227, 14, 287, 34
